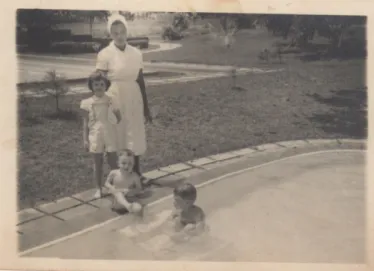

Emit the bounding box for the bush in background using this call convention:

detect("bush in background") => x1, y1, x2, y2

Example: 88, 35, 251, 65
162, 26, 183, 40
41, 70, 70, 114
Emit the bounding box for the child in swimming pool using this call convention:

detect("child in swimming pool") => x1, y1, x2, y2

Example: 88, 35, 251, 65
169, 183, 206, 240
104, 149, 144, 214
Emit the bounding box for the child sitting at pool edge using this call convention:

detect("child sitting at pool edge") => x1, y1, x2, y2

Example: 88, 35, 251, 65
169, 183, 206, 240
104, 149, 144, 215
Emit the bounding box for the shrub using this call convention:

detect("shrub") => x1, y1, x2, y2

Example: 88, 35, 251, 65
172, 14, 190, 32
45, 109, 80, 121
340, 25, 366, 56
41, 70, 69, 114
72, 35, 93, 42
25, 26, 53, 52
183, 24, 212, 37
18, 36, 149, 54
162, 26, 183, 40
49, 41, 101, 54
50, 30, 73, 42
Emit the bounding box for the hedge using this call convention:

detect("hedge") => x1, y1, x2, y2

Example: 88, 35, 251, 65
17, 37, 150, 54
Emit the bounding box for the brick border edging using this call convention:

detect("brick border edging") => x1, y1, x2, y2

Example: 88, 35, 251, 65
18, 138, 366, 224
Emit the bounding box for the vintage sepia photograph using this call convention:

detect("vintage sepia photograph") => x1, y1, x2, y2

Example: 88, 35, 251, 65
15, 8, 367, 263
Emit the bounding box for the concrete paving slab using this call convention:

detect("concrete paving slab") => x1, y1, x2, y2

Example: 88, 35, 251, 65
159, 163, 191, 173
19, 209, 119, 252
18, 208, 44, 224
306, 139, 341, 147
18, 216, 63, 234
90, 197, 113, 208
230, 147, 257, 156
255, 143, 285, 152
56, 204, 98, 221
202, 155, 249, 171
188, 157, 215, 167
277, 140, 309, 148
71, 189, 97, 203
151, 174, 185, 188
338, 139, 366, 149
208, 152, 240, 161
37, 197, 81, 214
176, 168, 205, 179
143, 169, 169, 180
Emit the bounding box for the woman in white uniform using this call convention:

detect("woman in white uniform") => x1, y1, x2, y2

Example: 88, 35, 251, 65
96, 14, 152, 183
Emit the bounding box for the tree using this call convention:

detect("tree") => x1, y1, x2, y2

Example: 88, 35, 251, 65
84, 11, 109, 35
265, 14, 294, 38
16, 9, 64, 50
172, 13, 191, 32
17, 9, 110, 36
61, 10, 109, 36
41, 70, 69, 113
314, 15, 365, 51
262, 14, 366, 52
119, 11, 135, 21
17, 9, 64, 27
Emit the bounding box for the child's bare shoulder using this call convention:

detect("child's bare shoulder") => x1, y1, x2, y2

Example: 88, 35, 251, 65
106, 169, 121, 181
192, 205, 205, 221
109, 169, 121, 176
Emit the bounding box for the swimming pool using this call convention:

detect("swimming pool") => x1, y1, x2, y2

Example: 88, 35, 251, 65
24, 150, 365, 263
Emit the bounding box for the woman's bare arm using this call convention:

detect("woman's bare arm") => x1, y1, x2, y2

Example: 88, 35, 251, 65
136, 69, 152, 123
113, 109, 122, 123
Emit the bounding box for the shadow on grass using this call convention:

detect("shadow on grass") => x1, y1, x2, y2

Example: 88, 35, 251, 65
298, 42, 367, 62
307, 88, 367, 138
19, 109, 80, 126
19, 115, 44, 126
281, 48, 302, 54
45, 110, 80, 121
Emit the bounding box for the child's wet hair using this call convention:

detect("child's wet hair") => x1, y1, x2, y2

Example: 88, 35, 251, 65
173, 183, 197, 202
88, 71, 111, 92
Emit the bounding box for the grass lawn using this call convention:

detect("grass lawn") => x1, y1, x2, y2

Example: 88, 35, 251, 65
18, 59, 366, 210
144, 28, 294, 66
18, 29, 367, 210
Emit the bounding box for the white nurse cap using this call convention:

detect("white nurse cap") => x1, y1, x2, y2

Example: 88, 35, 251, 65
107, 13, 129, 34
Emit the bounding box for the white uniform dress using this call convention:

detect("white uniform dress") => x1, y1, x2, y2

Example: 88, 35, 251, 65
96, 41, 146, 156
80, 94, 118, 153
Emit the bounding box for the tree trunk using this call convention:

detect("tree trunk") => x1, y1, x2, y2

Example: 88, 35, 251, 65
337, 30, 344, 49
55, 95, 59, 113
89, 17, 94, 36
330, 32, 341, 53
297, 32, 309, 48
